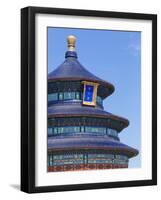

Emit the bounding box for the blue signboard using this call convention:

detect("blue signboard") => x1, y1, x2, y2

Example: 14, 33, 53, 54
82, 81, 99, 106
84, 85, 94, 102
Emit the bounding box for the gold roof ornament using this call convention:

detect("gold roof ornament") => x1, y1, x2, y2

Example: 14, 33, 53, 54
67, 35, 76, 51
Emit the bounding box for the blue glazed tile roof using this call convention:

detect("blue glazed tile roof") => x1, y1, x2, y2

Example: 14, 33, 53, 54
48, 102, 129, 129
48, 56, 103, 81
48, 136, 138, 158
48, 102, 109, 115
48, 51, 114, 99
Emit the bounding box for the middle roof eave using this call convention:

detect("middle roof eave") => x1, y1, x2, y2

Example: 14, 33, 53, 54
48, 103, 129, 131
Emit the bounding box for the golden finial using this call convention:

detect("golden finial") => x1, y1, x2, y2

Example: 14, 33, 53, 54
67, 35, 76, 51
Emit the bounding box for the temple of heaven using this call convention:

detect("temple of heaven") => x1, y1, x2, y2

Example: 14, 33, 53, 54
47, 35, 139, 172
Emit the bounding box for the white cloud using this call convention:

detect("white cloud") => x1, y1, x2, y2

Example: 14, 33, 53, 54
128, 43, 141, 56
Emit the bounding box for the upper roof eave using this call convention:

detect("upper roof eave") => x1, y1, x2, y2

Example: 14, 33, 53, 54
48, 55, 115, 99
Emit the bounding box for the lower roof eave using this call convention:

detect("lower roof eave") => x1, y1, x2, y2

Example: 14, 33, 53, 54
47, 146, 139, 158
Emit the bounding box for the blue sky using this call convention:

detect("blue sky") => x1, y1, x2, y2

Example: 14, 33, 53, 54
48, 27, 141, 168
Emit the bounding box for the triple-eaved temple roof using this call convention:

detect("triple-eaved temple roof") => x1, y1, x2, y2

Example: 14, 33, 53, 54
48, 36, 128, 131
48, 35, 139, 159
